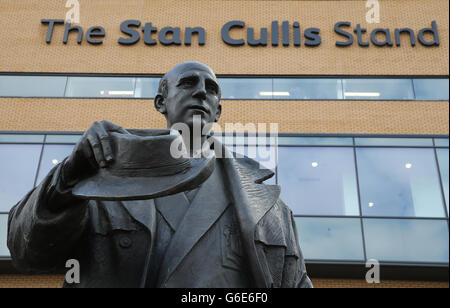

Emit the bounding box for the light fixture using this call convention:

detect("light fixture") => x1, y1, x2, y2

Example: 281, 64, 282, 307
259, 91, 290, 97
405, 163, 413, 169
368, 202, 375, 208
100, 90, 105, 95
311, 162, 319, 168
52, 159, 59, 165
344, 92, 381, 97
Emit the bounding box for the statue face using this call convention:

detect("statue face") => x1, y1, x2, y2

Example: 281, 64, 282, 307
156, 62, 222, 133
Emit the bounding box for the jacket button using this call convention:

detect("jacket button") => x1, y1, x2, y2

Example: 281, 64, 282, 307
119, 236, 132, 248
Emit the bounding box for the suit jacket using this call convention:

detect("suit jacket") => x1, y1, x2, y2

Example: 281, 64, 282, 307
7, 145, 312, 288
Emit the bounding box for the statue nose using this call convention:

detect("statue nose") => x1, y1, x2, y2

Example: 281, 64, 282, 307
193, 84, 207, 100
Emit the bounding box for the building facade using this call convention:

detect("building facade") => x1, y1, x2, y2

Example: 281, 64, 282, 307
0, 0, 448, 288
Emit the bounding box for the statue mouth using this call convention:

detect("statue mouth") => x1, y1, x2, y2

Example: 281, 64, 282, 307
187, 105, 210, 114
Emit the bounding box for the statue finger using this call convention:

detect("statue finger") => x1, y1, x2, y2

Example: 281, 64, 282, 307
87, 134, 107, 168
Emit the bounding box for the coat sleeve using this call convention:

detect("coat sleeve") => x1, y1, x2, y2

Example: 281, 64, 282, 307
7, 163, 89, 274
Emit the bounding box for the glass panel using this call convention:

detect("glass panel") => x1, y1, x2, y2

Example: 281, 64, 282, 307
278, 137, 353, 146
295, 217, 364, 261
65, 77, 136, 98
436, 149, 449, 212
0, 144, 42, 211
232, 145, 276, 184
135, 77, 160, 98
364, 219, 449, 263
435, 138, 449, 147
0, 76, 67, 97
413, 79, 449, 101
343, 79, 414, 100
278, 147, 360, 215
355, 138, 433, 147
219, 78, 272, 99
35, 145, 75, 185
357, 148, 445, 217
0, 214, 9, 257
273, 78, 342, 99
45, 135, 81, 144
0, 134, 45, 144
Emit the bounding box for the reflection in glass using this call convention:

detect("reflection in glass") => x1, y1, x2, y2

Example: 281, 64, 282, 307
65, 77, 136, 98
413, 79, 449, 101
0, 76, 67, 97
295, 217, 364, 261
436, 149, 449, 213
364, 219, 449, 263
357, 148, 445, 217
278, 147, 360, 215
0, 144, 42, 211
36, 145, 75, 185
0, 214, 9, 257
343, 79, 414, 100
232, 145, 276, 184
435, 138, 449, 147
135, 78, 160, 98
219, 78, 272, 99
273, 78, 342, 99
0, 134, 45, 144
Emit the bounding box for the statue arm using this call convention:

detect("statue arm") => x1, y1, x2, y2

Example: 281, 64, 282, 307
7, 163, 89, 273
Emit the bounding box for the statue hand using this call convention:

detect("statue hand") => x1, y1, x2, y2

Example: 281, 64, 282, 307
61, 120, 128, 188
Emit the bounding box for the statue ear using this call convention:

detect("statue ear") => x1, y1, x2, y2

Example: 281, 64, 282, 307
214, 104, 222, 122
154, 94, 167, 115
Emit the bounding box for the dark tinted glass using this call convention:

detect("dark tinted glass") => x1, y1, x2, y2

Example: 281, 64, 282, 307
0, 144, 42, 211
364, 219, 449, 263
295, 217, 365, 261
357, 148, 445, 217
413, 79, 449, 100
278, 147, 359, 215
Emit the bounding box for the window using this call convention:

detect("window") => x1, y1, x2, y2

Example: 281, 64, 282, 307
65, 77, 136, 98
278, 147, 359, 215
219, 78, 273, 99
0, 144, 42, 211
0, 214, 9, 257
436, 148, 449, 212
295, 217, 365, 261
0, 76, 67, 97
273, 78, 343, 99
364, 219, 449, 263
414, 79, 450, 101
35, 144, 75, 185
135, 78, 160, 99
356, 148, 446, 217
343, 79, 414, 100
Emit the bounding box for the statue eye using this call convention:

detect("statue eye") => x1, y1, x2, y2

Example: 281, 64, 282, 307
179, 77, 197, 87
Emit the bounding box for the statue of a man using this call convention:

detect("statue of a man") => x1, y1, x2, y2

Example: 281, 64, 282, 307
7, 62, 312, 288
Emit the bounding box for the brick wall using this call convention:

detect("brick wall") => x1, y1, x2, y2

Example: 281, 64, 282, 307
0, 275, 447, 288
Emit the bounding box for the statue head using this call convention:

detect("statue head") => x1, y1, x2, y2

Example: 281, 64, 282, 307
154, 62, 222, 135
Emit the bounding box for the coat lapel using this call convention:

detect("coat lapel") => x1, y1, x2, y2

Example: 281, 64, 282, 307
220, 144, 281, 288
121, 199, 155, 232
158, 161, 229, 285
154, 193, 190, 231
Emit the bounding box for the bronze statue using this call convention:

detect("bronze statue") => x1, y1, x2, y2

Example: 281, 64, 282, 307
7, 62, 312, 288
